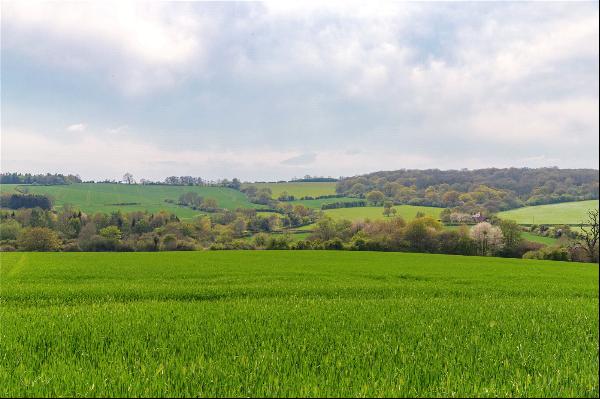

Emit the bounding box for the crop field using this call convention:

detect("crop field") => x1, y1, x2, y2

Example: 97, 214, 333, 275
1, 251, 597, 397
1, 183, 261, 217
497, 200, 599, 225
323, 205, 443, 222
242, 182, 337, 198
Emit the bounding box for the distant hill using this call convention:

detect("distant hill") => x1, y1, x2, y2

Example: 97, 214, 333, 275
1, 183, 263, 218
336, 168, 599, 213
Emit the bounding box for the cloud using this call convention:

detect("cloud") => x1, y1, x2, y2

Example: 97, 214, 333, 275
66, 123, 86, 132
1, 1, 212, 94
281, 153, 317, 166
1, 2, 598, 177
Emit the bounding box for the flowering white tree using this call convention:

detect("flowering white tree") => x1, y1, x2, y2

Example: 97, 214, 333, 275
470, 222, 504, 256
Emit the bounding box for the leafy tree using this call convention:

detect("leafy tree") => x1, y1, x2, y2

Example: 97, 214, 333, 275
18, 227, 61, 251
366, 191, 385, 206
99, 226, 122, 241
498, 219, 522, 256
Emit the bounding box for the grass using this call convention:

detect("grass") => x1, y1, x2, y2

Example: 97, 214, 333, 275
241, 182, 337, 198
288, 197, 360, 209
323, 205, 443, 222
521, 232, 559, 245
1, 183, 262, 217
1, 251, 597, 397
498, 200, 599, 225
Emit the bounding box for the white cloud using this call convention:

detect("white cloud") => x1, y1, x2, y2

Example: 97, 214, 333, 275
2, 1, 212, 94
66, 123, 87, 132
1, 2, 598, 175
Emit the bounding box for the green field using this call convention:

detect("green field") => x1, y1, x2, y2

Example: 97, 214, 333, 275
242, 182, 337, 198
288, 196, 360, 209
498, 200, 599, 225
323, 205, 443, 221
2, 251, 597, 397
1, 183, 261, 217
521, 232, 559, 245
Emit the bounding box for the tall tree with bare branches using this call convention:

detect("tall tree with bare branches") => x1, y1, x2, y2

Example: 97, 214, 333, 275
579, 209, 599, 263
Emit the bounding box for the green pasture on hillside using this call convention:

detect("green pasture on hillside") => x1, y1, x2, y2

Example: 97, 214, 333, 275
323, 205, 443, 222
498, 200, 599, 225
1, 251, 597, 397
1, 183, 261, 217
242, 182, 337, 198
288, 196, 360, 209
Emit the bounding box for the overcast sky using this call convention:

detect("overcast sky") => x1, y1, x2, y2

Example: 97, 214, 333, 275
1, 1, 598, 182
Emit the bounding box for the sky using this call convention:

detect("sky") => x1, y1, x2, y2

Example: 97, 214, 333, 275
1, 1, 599, 182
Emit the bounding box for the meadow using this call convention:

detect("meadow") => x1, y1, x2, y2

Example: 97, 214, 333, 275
0, 183, 261, 217
323, 205, 443, 221
1, 251, 597, 397
241, 182, 337, 198
497, 200, 599, 225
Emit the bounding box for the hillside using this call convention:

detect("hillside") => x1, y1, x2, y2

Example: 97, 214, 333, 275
323, 205, 443, 221
241, 182, 337, 198
497, 200, 599, 225
3, 183, 262, 217
336, 168, 599, 213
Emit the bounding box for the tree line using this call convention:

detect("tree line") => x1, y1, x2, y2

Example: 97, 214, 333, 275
1, 172, 82, 185
336, 168, 599, 214
1, 205, 597, 263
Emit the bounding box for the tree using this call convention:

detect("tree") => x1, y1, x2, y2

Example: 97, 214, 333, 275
366, 190, 385, 206
579, 209, 599, 263
498, 219, 522, 256
123, 173, 135, 184
99, 226, 122, 241
18, 227, 61, 251
382, 201, 396, 217
470, 222, 504, 256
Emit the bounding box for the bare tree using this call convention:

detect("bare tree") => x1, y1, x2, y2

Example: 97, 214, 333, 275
123, 172, 135, 185
580, 209, 599, 263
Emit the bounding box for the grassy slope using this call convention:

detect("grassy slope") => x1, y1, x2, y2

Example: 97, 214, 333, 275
242, 182, 337, 198
2, 183, 261, 217
288, 197, 361, 209
2, 251, 597, 397
323, 205, 443, 221
498, 200, 599, 225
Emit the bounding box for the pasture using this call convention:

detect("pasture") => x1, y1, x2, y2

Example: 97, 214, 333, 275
1, 183, 261, 217
323, 205, 443, 221
242, 182, 337, 198
1, 251, 597, 397
288, 196, 360, 209
497, 200, 599, 225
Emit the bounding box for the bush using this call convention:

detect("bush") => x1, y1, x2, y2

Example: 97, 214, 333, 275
323, 237, 344, 250
523, 246, 570, 261
0, 244, 16, 252
266, 235, 291, 250
161, 234, 178, 251
0, 219, 22, 240
62, 241, 81, 252
17, 227, 61, 251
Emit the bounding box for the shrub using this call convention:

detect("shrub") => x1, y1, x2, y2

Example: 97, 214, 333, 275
161, 234, 178, 251
323, 237, 344, 250
0, 244, 16, 252
62, 241, 81, 252
17, 227, 61, 251
266, 235, 291, 250
523, 246, 570, 261
0, 219, 22, 240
